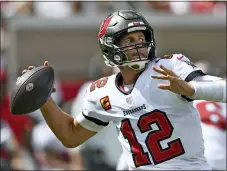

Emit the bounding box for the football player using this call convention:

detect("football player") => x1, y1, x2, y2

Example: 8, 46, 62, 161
21, 10, 226, 170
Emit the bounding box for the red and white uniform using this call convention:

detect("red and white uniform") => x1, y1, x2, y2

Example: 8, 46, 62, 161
76, 54, 211, 170
194, 100, 226, 170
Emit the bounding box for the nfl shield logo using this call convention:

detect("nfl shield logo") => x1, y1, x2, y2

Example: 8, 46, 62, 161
126, 96, 133, 105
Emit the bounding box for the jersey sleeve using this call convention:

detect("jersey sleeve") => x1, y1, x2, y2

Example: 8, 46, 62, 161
170, 54, 206, 101
171, 54, 205, 82
71, 81, 92, 118
75, 85, 110, 132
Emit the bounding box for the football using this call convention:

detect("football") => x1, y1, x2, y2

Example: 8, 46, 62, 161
10, 66, 55, 115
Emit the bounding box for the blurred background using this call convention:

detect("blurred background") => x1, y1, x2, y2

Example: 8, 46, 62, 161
0, 1, 226, 170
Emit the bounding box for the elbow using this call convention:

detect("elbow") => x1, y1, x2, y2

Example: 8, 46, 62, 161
61, 118, 85, 148
60, 125, 82, 148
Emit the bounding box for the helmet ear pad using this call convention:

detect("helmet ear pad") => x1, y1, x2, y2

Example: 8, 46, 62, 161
101, 39, 127, 66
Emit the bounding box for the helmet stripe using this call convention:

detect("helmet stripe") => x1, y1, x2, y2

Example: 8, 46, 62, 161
97, 16, 113, 38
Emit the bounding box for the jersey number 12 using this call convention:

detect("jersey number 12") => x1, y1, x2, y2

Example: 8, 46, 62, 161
120, 109, 185, 167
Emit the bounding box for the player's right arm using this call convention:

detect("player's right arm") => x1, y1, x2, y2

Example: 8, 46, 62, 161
22, 62, 101, 148
40, 97, 97, 148
41, 77, 111, 148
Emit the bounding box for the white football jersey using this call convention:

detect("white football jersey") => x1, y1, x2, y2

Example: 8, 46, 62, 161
76, 54, 211, 170
194, 100, 226, 170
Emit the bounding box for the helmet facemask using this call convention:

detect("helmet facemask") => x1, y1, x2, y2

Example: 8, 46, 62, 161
114, 41, 154, 71
102, 29, 155, 71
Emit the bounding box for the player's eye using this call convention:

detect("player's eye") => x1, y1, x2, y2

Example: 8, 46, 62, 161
123, 37, 145, 47
139, 37, 145, 42
124, 39, 132, 46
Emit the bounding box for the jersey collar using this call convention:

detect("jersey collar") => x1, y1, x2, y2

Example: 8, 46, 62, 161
114, 71, 143, 95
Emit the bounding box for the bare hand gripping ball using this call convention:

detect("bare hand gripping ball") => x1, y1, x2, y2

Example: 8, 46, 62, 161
10, 66, 55, 115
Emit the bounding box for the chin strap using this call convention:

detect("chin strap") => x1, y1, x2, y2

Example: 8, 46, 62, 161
127, 60, 149, 71
103, 53, 149, 71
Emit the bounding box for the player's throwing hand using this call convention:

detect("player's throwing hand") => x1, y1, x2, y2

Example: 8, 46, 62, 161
152, 65, 195, 97
21, 61, 56, 93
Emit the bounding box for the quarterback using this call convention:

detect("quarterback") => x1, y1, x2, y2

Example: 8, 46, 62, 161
21, 10, 226, 170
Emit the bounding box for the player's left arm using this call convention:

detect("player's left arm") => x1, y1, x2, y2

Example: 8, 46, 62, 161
152, 54, 226, 103
188, 74, 226, 102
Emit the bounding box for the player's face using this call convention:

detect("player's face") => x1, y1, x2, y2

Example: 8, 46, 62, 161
119, 31, 148, 61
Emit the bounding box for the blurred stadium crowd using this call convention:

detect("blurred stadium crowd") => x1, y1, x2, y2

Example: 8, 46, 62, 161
0, 1, 226, 17
0, 1, 226, 170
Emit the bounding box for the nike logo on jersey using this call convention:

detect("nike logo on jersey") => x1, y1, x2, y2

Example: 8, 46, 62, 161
123, 104, 146, 116
177, 55, 184, 60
